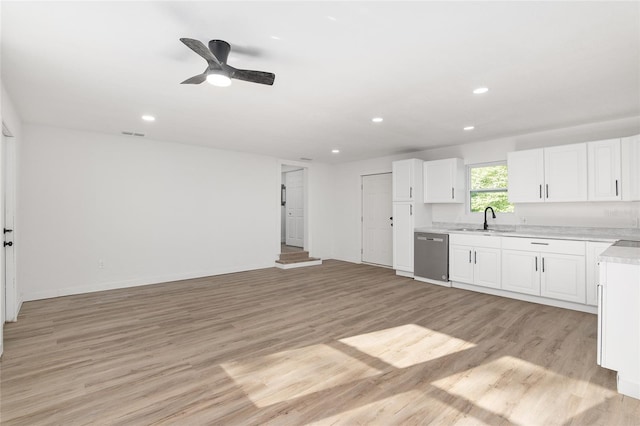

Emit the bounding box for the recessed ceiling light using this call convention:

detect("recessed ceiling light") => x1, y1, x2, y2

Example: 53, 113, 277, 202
270, 35, 281, 40
327, 16, 337, 21
372, 117, 383, 123
332, 149, 340, 154
473, 87, 489, 94
464, 126, 475, 131
141, 115, 155, 122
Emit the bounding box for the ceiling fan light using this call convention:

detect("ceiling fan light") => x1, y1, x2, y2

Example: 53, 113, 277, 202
206, 73, 232, 87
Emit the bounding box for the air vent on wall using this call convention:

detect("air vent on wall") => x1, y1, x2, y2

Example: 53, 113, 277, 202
121, 131, 145, 137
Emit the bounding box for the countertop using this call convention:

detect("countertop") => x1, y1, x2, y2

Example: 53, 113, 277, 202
414, 223, 640, 243
599, 245, 640, 266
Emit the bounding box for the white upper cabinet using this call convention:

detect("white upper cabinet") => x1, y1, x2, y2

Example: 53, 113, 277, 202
423, 158, 465, 203
508, 143, 587, 203
544, 143, 588, 202
621, 134, 640, 201
588, 139, 621, 201
392, 159, 422, 202
507, 149, 545, 203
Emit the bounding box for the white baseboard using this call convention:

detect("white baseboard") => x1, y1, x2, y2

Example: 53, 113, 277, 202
395, 270, 414, 278
23, 262, 275, 301
414, 276, 452, 287
451, 281, 597, 314
618, 374, 640, 400
275, 259, 322, 269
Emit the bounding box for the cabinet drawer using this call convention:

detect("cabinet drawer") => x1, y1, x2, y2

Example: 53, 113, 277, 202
502, 237, 585, 255
449, 234, 502, 248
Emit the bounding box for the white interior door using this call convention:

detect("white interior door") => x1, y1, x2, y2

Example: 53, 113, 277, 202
285, 169, 304, 247
362, 173, 392, 266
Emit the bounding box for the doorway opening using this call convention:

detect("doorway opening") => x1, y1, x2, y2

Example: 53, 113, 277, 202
281, 166, 305, 252
361, 172, 393, 267
276, 163, 320, 268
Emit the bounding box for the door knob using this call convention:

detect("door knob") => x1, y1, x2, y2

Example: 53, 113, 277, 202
4, 241, 12, 247
4, 228, 12, 234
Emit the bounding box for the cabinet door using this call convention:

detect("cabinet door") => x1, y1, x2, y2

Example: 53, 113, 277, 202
392, 203, 414, 272
507, 149, 545, 203
474, 247, 501, 289
588, 139, 621, 201
424, 159, 464, 203
544, 143, 588, 202
449, 244, 473, 284
586, 242, 611, 306
502, 250, 540, 295
392, 160, 414, 201
540, 253, 586, 303
621, 134, 640, 201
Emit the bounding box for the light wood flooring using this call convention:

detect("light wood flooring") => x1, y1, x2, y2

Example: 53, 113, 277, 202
1, 260, 639, 425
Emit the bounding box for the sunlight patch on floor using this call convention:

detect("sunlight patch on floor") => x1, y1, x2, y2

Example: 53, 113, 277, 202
220, 344, 382, 407
432, 355, 618, 425
339, 324, 476, 369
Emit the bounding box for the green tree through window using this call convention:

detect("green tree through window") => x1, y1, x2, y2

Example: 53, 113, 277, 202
469, 163, 514, 213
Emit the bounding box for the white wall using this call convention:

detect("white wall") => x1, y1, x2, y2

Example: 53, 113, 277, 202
332, 116, 640, 263
18, 125, 335, 301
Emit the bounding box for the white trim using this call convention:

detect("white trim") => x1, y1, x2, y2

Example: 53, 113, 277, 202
414, 276, 452, 287
617, 373, 640, 399
395, 270, 414, 278
451, 280, 597, 314
22, 262, 275, 301
274, 259, 322, 269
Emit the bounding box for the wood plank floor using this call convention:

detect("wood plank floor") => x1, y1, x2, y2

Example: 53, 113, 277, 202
1, 260, 639, 425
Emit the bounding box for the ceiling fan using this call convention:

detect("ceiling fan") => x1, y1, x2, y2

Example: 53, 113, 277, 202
179, 38, 275, 87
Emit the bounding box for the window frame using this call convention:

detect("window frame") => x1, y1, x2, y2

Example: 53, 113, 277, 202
467, 161, 514, 214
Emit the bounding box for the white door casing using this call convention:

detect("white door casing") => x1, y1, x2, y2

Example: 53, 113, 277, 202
1, 131, 17, 325
362, 173, 392, 267
285, 169, 304, 248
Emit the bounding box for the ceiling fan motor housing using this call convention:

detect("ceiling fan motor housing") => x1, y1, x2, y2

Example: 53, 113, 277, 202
208, 40, 230, 64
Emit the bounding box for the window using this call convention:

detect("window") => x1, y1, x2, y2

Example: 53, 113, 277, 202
468, 162, 514, 213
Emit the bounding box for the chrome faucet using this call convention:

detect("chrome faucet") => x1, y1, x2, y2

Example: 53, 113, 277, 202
484, 206, 496, 230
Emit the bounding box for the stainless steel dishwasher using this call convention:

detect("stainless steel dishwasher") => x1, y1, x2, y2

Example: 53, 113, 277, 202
414, 232, 449, 284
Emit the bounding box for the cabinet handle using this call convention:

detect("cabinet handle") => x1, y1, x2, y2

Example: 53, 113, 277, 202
615, 180, 619, 196
535, 256, 538, 271
410, 187, 413, 198
531, 242, 549, 245
452, 188, 455, 199
474, 250, 477, 264
410, 205, 413, 216
469, 250, 472, 263
542, 257, 545, 273
539, 184, 542, 199
546, 184, 549, 199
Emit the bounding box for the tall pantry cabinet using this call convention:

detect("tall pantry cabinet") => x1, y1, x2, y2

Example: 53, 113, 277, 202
392, 159, 432, 277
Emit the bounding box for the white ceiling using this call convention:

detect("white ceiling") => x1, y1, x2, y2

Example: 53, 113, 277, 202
2, 1, 639, 164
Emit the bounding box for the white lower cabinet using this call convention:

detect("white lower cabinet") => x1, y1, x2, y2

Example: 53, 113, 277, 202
598, 260, 640, 399
392, 203, 414, 273
502, 250, 540, 295
449, 234, 501, 289
501, 238, 586, 303
540, 253, 586, 303
586, 241, 612, 306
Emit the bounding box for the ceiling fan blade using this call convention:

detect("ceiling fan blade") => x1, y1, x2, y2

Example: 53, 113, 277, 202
180, 38, 221, 66
180, 72, 208, 84
231, 68, 276, 86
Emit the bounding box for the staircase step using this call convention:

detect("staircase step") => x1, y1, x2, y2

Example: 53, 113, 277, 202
275, 257, 320, 265
279, 251, 310, 262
